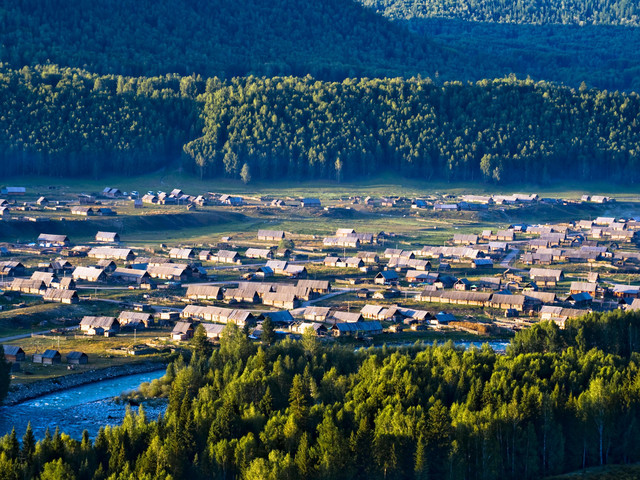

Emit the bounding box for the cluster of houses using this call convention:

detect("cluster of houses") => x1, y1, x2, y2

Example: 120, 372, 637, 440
138, 188, 322, 210
78, 310, 155, 336
0, 187, 622, 225
2, 345, 88, 367
3, 188, 640, 350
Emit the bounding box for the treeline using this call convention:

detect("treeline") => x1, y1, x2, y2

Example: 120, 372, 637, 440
0, 65, 200, 177
2, 311, 640, 479
360, 0, 640, 25
3, 0, 640, 93
184, 76, 640, 183
510, 308, 640, 357
0, 0, 455, 81
413, 19, 640, 92
5, 69, 640, 183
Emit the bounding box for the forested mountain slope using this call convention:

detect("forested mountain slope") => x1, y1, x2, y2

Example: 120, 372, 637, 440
186, 76, 640, 184
360, 0, 640, 25
2, 312, 640, 479
2, 0, 639, 91
4, 68, 640, 184
0, 66, 200, 177
0, 0, 458, 80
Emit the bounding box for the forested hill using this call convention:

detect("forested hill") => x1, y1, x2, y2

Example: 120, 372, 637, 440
359, 0, 640, 25
2, 311, 640, 478
0, 0, 460, 80
187, 76, 640, 184
4, 68, 640, 184
3, 0, 640, 91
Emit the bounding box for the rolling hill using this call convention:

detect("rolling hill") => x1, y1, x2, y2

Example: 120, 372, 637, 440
0, 0, 462, 80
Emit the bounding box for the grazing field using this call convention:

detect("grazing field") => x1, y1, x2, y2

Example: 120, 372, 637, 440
5, 329, 173, 385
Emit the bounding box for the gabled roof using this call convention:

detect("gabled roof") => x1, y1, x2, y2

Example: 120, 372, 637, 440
491, 294, 526, 306
303, 306, 331, 318
332, 321, 382, 333
567, 292, 593, 302
169, 247, 194, 258
80, 316, 118, 329
529, 268, 563, 280
186, 285, 222, 297
245, 248, 272, 257
96, 231, 119, 241
172, 321, 194, 334
38, 233, 68, 243
67, 351, 87, 360
361, 304, 386, 317
376, 271, 399, 280
118, 311, 152, 322
265, 311, 294, 323
2, 345, 24, 356
257, 229, 285, 238
73, 266, 106, 279
202, 323, 225, 336
297, 279, 330, 290
43, 288, 78, 300
113, 267, 149, 278
570, 282, 597, 293
331, 311, 363, 323
88, 247, 134, 259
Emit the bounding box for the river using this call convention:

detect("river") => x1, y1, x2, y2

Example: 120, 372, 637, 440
0, 341, 509, 440
0, 370, 166, 439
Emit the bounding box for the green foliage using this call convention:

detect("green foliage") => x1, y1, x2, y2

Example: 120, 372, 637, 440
511, 310, 640, 358
3, 70, 640, 183
278, 239, 295, 250
240, 163, 252, 184
3, 311, 640, 479
361, 0, 640, 26
40, 459, 76, 480
261, 317, 276, 347
184, 76, 640, 183
0, 65, 199, 178
0, 0, 452, 81
191, 324, 213, 359
301, 327, 321, 357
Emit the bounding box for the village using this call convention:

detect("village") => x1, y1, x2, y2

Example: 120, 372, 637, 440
0, 183, 639, 380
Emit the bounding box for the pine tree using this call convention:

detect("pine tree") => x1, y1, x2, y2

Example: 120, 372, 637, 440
261, 317, 275, 347
21, 423, 35, 462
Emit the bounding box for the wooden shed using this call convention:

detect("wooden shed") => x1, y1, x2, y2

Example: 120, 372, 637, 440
66, 351, 89, 365
33, 349, 62, 365
2, 345, 25, 362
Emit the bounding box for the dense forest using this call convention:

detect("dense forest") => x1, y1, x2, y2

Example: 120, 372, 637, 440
0, 66, 200, 177
2, 0, 640, 92
1, 311, 640, 479
360, 0, 640, 25
188, 76, 640, 184
0, 0, 458, 81
412, 20, 640, 92
4, 68, 640, 183
1, 0, 640, 185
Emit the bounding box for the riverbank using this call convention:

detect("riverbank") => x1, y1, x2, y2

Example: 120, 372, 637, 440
2, 361, 168, 406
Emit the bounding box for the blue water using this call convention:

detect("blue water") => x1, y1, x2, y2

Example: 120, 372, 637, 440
0, 370, 167, 439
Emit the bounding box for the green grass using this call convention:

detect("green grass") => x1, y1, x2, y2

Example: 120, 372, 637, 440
0, 300, 120, 338
6, 329, 172, 385
4, 169, 639, 251
6, 169, 640, 201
